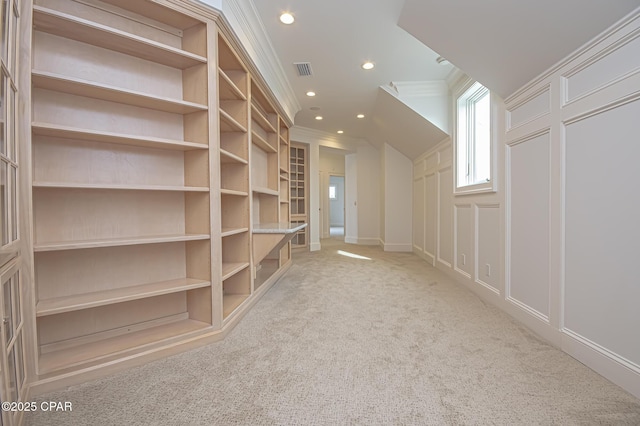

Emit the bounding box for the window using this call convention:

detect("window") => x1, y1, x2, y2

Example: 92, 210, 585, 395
455, 81, 494, 193
329, 185, 337, 200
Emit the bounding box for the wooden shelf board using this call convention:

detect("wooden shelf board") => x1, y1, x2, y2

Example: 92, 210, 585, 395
33, 6, 207, 69
251, 131, 277, 153
280, 135, 289, 145
222, 262, 250, 281
221, 227, 249, 237
220, 188, 249, 197
37, 278, 211, 317
280, 201, 290, 204
251, 104, 277, 133
32, 70, 207, 114
223, 294, 249, 319
34, 234, 211, 252
220, 149, 248, 164
38, 318, 210, 374
32, 122, 208, 151
252, 187, 279, 196
218, 68, 247, 101
220, 109, 248, 133
33, 182, 208, 192
280, 175, 290, 181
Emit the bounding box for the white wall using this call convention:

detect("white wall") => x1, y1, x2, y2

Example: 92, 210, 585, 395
320, 150, 346, 237
329, 176, 344, 226
345, 153, 358, 244
355, 144, 381, 245
291, 127, 377, 247
382, 143, 413, 252
413, 10, 640, 398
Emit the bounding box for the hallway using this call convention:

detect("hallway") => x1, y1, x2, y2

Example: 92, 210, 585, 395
27, 241, 640, 425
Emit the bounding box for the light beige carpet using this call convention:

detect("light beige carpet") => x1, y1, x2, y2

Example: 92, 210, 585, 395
26, 240, 640, 425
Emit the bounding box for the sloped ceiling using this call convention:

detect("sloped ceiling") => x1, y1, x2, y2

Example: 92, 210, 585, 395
368, 87, 449, 159
399, 0, 640, 98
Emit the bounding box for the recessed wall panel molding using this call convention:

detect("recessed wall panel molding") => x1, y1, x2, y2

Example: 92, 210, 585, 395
414, 158, 426, 178
564, 98, 640, 369
476, 204, 500, 295
454, 204, 472, 279
412, 177, 425, 252
438, 144, 452, 166
563, 31, 640, 104
437, 166, 453, 268
506, 131, 550, 322
507, 85, 551, 130
424, 173, 437, 261
425, 152, 438, 172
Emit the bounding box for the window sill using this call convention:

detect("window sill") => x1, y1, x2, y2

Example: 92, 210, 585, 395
454, 181, 496, 196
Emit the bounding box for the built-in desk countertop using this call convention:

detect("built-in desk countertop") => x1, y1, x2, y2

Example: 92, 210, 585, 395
252, 222, 308, 263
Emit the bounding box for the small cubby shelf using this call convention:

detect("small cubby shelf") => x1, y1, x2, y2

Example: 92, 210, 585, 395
219, 69, 247, 101
36, 278, 211, 317
34, 234, 211, 252
31, 122, 209, 151
222, 262, 250, 281
220, 109, 248, 133
251, 104, 277, 134
32, 70, 208, 114
32, 182, 209, 192
38, 318, 211, 374
32, 6, 207, 69
251, 130, 277, 153
220, 149, 248, 164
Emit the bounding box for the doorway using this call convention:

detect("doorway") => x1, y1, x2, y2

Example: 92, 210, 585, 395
328, 175, 345, 239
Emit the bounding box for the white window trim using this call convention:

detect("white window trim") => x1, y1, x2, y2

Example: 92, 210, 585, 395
454, 79, 497, 196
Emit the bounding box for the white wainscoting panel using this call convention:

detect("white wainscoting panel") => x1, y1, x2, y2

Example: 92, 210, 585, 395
564, 98, 640, 369
438, 166, 453, 267
507, 132, 550, 320
476, 204, 500, 294
508, 87, 550, 130
413, 177, 425, 252
454, 204, 472, 278
565, 33, 640, 103
424, 173, 437, 260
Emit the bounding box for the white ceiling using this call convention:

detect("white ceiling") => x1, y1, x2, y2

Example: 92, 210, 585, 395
249, 0, 640, 148
399, 0, 640, 98
251, 0, 453, 140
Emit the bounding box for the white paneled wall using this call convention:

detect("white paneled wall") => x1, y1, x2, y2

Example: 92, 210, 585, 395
507, 131, 551, 321
414, 9, 640, 398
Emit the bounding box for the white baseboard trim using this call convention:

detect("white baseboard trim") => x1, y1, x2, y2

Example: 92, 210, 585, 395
562, 328, 640, 399
358, 238, 381, 246
413, 248, 435, 265
383, 243, 413, 252
345, 236, 358, 244
309, 242, 321, 252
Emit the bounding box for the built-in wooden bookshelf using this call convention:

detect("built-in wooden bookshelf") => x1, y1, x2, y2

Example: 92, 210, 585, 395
30, 0, 213, 376
217, 33, 251, 320
290, 143, 308, 248
21, 0, 299, 396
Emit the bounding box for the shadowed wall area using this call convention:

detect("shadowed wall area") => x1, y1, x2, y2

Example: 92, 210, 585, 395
27, 240, 640, 425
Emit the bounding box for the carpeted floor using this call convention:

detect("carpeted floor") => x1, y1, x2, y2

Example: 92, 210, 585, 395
26, 239, 640, 425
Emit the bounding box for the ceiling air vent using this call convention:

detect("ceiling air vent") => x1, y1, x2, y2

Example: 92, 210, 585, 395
294, 62, 313, 77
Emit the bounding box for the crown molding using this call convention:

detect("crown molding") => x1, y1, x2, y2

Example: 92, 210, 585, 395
291, 126, 368, 152
198, 0, 300, 125
387, 80, 449, 98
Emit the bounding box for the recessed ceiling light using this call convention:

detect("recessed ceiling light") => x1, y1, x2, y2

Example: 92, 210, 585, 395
356, 114, 365, 119
362, 62, 374, 70
315, 116, 323, 120
337, 130, 344, 134
310, 106, 321, 111
279, 12, 294, 24
306, 91, 316, 97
